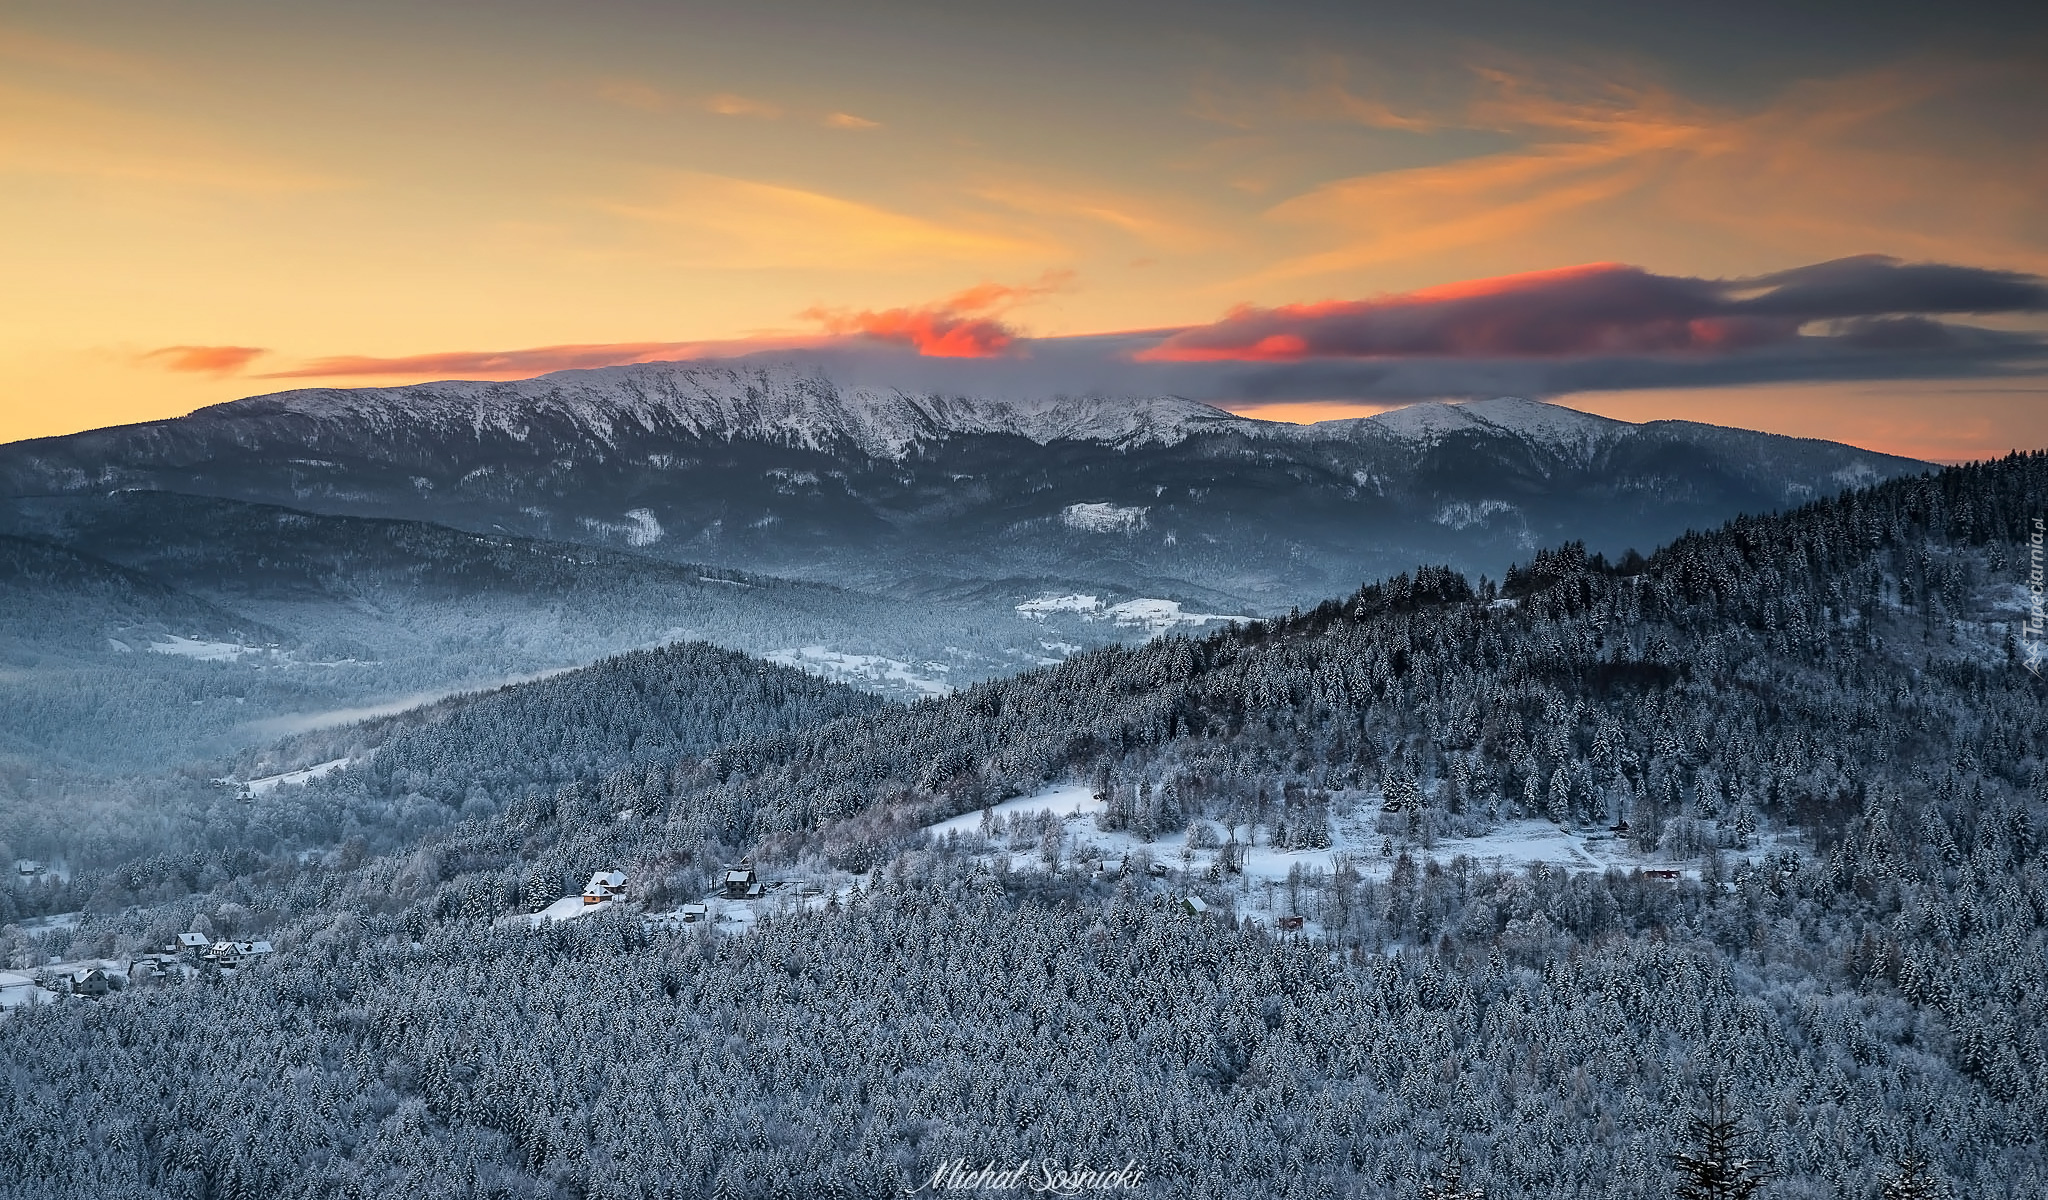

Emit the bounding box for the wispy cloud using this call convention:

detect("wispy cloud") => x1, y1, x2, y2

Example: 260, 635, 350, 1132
823, 111, 880, 130
0, 80, 342, 192
258, 337, 830, 380
705, 92, 781, 119
603, 172, 1051, 269
1192, 55, 1440, 134
968, 179, 1219, 253
137, 345, 267, 374
1251, 60, 2048, 284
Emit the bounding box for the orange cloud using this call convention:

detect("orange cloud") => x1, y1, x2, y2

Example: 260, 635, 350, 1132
800, 273, 1071, 358
824, 112, 880, 130
602, 172, 1051, 269
137, 344, 266, 374
968, 179, 1220, 253
1249, 59, 2048, 287
1189, 55, 1438, 133
706, 92, 780, 118
259, 338, 821, 380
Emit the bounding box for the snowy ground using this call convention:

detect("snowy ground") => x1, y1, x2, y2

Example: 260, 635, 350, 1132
239, 757, 351, 796
919, 783, 1781, 932
765, 646, 954, 697
0, 972, 49, 1011
147, 635, 277, 662
510, 895, 616, 928
1014, 594, 1242, 636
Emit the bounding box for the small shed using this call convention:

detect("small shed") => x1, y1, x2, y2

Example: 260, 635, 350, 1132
679, 903, 709, 923
14, 860, 42, 877
1146, 862, 1170, 878
1181, 895, 1209, 917
1276, 915, 1305, 932
1096, 859, 1126, 878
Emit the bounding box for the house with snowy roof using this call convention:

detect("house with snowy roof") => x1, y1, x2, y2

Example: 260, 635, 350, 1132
723, 861, 761, 899
582, 870, 628, 905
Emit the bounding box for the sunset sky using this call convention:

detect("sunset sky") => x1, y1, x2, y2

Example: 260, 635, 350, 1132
3, 0, 2045, 460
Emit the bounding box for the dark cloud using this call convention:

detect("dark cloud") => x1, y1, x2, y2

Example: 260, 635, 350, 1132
1735, 255, 2048, 319
1139, 257, 2048, 363
255, 256, 2048, 405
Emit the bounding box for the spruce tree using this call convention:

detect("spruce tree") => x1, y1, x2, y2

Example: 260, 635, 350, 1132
1670, 1097, 1769, 1200
1879, 1152, 1943, 1200
1421, 1135, 1485, 1200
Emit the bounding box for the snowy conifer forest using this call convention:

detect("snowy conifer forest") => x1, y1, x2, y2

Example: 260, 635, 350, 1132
0, 451, 2044, 1199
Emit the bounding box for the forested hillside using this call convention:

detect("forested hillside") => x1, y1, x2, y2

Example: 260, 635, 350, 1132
0, 454, 2042, 1198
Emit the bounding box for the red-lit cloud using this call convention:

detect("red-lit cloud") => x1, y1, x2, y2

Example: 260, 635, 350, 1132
800, 274, 1070, 358
1141, 258, 2048, 362
136, 344, 267, 374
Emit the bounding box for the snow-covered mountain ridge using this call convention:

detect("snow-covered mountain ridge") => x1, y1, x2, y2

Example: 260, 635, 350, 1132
0, 360, 1930, 609
205, 362, 1667, 461
209, 362, 1259, 460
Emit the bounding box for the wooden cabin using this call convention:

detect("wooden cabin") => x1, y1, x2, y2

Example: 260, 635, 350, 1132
1276, 915, 1305, 932
723, 862, 759, 899
1181, 895, 1209, 916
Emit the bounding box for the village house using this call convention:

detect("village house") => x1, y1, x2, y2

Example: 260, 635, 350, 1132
723, 861, 761, 900
582, 870, 628, 905
129, 952, 182, 985
69, 967, 110, 997
171, 932, 209, 956
679, 903, 709, 923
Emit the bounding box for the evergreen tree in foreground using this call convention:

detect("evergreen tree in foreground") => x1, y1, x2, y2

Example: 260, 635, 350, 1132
1421, 1135, 1486, 1200
1670, 1098, 1769, 1200
1880, 1152, 1943, 1200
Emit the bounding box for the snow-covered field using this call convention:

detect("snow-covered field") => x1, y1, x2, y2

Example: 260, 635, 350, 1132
240, 757, 351, 796
148, 635, 274, 662
919, 782, 1774, 933
765, 646, 954, 697
1015, 594, 1240, 636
